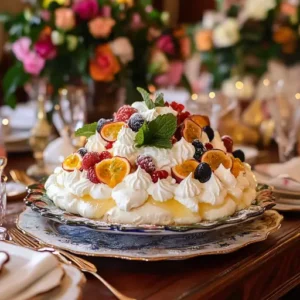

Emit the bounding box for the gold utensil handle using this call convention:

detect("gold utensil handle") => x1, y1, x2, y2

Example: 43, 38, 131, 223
88, 271, 136, 300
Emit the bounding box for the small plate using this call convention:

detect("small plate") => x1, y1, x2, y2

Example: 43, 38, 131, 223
6, 182, 27, 201
17, 209, 283, 261
24, 184, 275, 235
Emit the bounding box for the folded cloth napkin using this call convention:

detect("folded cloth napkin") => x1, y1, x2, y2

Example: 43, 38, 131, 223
254, 157, 300, 192
0, 242, 59, 300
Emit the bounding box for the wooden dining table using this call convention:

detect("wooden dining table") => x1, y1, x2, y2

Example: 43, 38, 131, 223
5, 150, 300, 300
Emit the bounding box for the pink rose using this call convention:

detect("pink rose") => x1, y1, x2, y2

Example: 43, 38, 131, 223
23, 52, 45, 76
34, 36, 57, 60
154, 61, 183, 87
88, 17, 115, 38
156, 35, 175, 55
12, 37, 31, 62
55, 8, 75, 31
131, 13, 144, 30
102, 5, 111, 18
40, 10, 51, 21
73, 0, 99, 20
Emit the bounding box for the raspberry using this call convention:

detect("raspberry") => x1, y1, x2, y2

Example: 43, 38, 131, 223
99, 151, 112, 161
105, 142, 114, 149
171, 136, 177, 144
77, 147, 88, 157
87, 167, 100, 184
164, 102, 170, 107
177, 111, 190, 125
128, 113, 145, 132
221, 135, 233, 153
170, 101, 185, 113
114, 105, 138, 122
136, 155, 156, 173
82, 152, 101, 170
151, 170, 169, 183
205, 143, 213, 150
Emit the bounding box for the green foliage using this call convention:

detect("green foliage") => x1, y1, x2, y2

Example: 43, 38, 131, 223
75, 122, 97, 138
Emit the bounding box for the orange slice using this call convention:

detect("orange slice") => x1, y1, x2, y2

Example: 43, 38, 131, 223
62, 153, 82, 172
95, 156, 131, 188
182, 119, 202, 143
171, 159, 199, 183
201, 149, 232, 171
231, 157, 245, 177
189, 115, 210, 128
100, 121, 126, 142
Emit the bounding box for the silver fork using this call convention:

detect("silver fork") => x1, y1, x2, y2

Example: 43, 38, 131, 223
9, 228, 135, 300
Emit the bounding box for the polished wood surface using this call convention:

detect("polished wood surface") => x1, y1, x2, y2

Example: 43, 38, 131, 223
5, 151, 300, 300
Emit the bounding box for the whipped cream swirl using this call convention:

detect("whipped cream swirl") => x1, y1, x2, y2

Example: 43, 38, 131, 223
85, 132, 107, 152
171, 138, 195, 165
211, 131, 226, 152
148, 177, 176, 202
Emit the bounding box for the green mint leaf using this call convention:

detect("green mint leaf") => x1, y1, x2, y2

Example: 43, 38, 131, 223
154, 93, 164, 107
75, 122, 97, 138
137, 87, 155, 109
152, 138, 173, 149
135, 122, 151, 147
149, 114, 177, 139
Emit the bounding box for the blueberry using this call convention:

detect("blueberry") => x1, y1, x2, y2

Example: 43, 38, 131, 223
193, 150, 202, 161
232, 149, 245, 162
128, 113, 145, 132
96, 118, 113, 133
77, 147, 88, 157
194, 162, 212, 183
203, 126, 214, 141
192, 139, 206, 160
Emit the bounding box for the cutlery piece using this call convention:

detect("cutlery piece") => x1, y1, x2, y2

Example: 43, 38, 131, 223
9, 169, 36, 186
9, 228, 135, 300
0, 156, 7, 179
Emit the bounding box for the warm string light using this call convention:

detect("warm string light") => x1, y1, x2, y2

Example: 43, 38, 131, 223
263, 78, 270, 86
2, 118, 9, 126
191, 93, 198, 101
208, 92, 215, 99
295, 93, 300, 100
235, 81, 244, 90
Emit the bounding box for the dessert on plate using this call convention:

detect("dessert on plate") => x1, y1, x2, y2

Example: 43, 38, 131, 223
45, 88, 257, 225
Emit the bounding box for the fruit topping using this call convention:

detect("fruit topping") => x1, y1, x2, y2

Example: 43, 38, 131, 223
231, 157, 245, 177
182, 119, 202, 143
95, 156, 131, 188
221, 135, 233, 153
99, 151, 112, 161
77, 147, 88, 157
100, 121, 126, 142
96, 118, 113, 133
128, 113, 145, 132
189, 115, 210, 128
151, 170, 169, 183
205, 143, 213, 150
114, 105, 138, 122
203, 126, 214, 141
62, 153, 83, 172
87, 167, 100, 184
192, 139, 207, 161
82, 152, 101, 170
171, 159, 199, 183
201, 149, 233, 171
136, 155, 156, 173
170, 101, 185, 113
194, 162, 212, 183
232, 149, 245, 162
177, 111, 191, 125
105, 141, 114, 149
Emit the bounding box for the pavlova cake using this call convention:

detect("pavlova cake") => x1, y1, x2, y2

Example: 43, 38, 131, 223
45, 88, 257, 225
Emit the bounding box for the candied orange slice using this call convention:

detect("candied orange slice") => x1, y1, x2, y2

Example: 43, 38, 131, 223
62, 153, 82, 172
95, 156, 131, 188
201, 149, 232, 171
100, 121, 126, 142
231, 157, 245, 177
189, 115, 210, 128
182, 119, 202, 143
171, 159, 199, 183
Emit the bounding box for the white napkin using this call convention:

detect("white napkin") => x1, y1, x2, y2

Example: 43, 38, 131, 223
254, 157, 300, 192
0, 242, 59, 300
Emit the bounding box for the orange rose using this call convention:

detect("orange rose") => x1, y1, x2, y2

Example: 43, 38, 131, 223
90, 44, 120, 82
88, 17, 115, 38
273, 26, 296, 44
55, 8, 75, 31
195, 30, 213, 52
179, 36, 191, 59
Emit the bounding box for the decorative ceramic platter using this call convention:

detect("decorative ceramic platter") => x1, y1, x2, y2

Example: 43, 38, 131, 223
24, 183, 275, 235
18, 208, 282, 261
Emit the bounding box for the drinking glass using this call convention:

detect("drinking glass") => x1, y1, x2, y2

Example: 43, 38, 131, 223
0, 175, 7, 240
267, 79, 300, 162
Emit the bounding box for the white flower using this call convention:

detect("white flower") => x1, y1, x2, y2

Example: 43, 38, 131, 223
110, 37, 134, 64
240, 0, 276, 21
202, 10, 224, 29
66, 35, 78, 51
149, 49, 169, 74
51, 30, 64, 46
213, 18, 240, 48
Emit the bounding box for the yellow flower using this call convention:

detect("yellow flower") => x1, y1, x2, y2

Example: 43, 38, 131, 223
43, 0, 69, 8
116, 0, 133, 6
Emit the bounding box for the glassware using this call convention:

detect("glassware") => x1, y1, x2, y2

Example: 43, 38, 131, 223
267, 79, 300, 162
0, 175, 7, 240
0, 119, 7, 157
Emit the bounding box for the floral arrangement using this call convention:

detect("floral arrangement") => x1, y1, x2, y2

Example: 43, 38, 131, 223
194, 0, 300, 90
0, 0, 192, 107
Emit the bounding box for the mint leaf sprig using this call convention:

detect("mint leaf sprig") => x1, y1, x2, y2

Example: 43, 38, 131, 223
135, 113, 177, 149
75, 122, 97, 138
136, 87, 165, 109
